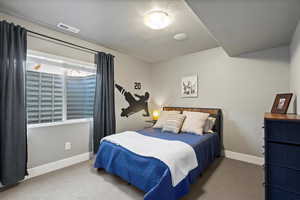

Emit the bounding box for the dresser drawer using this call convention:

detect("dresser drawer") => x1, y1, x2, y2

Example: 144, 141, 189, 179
267, 143, 300, 169
269, 187, 300, 200
269, 165, 300, 194
266, 121, 300, 144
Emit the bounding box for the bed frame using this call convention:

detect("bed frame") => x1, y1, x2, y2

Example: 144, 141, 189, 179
163, 107, 223, 145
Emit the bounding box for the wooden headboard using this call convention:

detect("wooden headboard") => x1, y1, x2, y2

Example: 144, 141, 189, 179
163, 107, 223, 137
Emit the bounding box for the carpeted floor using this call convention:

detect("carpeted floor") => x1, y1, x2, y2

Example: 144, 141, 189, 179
0, 158, 264, 200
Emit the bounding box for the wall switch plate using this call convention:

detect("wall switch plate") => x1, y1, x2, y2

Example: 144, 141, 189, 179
65, 142, 72, 150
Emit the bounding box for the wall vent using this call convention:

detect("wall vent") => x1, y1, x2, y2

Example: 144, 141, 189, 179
57, 23, 80, 33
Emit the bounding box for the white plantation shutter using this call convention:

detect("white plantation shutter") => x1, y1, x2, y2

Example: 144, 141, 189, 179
26, 71, 64, 124
66, 75, 96, 120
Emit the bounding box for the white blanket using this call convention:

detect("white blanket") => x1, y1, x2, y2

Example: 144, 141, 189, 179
101, 131, 198, 186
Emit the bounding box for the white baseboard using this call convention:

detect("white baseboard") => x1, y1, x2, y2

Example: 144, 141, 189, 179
27, 152, 91, 179
25, 150, 262, 180
223, 150, 264, 166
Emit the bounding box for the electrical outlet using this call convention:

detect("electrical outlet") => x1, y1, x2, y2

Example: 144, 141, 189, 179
65, 142, 72, 150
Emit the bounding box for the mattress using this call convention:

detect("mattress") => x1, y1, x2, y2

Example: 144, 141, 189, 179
94, 128, 220, 200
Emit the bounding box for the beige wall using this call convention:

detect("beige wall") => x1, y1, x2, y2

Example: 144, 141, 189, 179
151, 46, 290, 157
290, 20, 300, 114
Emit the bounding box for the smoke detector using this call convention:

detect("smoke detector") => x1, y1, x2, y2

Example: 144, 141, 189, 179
57, 23, 80, 33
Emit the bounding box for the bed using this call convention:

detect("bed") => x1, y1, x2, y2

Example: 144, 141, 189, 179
94, 107, 223, 200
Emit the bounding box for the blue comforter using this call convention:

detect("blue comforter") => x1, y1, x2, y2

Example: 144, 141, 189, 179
94, 128, 220, 200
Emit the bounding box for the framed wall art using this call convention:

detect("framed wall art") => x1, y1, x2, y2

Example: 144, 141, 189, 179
181, 75, 198, 98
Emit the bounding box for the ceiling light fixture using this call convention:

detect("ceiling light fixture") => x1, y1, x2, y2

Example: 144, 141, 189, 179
144, 10, 171, 30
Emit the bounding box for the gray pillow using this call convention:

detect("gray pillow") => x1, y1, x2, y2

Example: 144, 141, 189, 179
162, 114, 186, 134
153, 111, 181, 128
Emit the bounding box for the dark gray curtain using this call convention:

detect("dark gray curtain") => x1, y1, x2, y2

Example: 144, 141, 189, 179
0, 21, 28, 186
93, 52, 115, 153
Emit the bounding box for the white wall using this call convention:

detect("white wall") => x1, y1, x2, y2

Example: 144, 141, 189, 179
290, 20, 300, 114
0, 13, 152, 167
151, 47, 290, 157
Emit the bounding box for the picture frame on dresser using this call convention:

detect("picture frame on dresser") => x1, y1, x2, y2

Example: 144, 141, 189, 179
271, 93, 293, 114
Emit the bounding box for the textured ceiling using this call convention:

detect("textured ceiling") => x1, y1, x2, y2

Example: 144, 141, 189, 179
186, 0, 300, 56
1, 0, 300, 62
0, 0, 218, 63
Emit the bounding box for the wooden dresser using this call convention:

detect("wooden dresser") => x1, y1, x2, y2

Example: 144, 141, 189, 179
264, 113, 300, 200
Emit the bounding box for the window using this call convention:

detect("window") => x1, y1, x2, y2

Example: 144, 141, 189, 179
66, 75, 96, 120
26, 51, 96, 125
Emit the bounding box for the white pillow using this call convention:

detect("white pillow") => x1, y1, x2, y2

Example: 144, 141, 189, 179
153, 111, 181, 128
203, 117, 216, 133
162, 114, 186, 134
181, 111, 210, 135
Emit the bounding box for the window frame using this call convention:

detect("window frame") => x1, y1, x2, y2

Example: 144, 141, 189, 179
26, 50, 96, 128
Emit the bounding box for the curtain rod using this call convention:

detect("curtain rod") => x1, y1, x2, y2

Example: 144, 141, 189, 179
27, 30, 100, 54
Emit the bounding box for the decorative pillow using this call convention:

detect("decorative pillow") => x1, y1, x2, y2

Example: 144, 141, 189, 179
153, 111, 181, 128
181, 111, 210, 135
203, 117, 216, 133
162, 114, 186, 134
